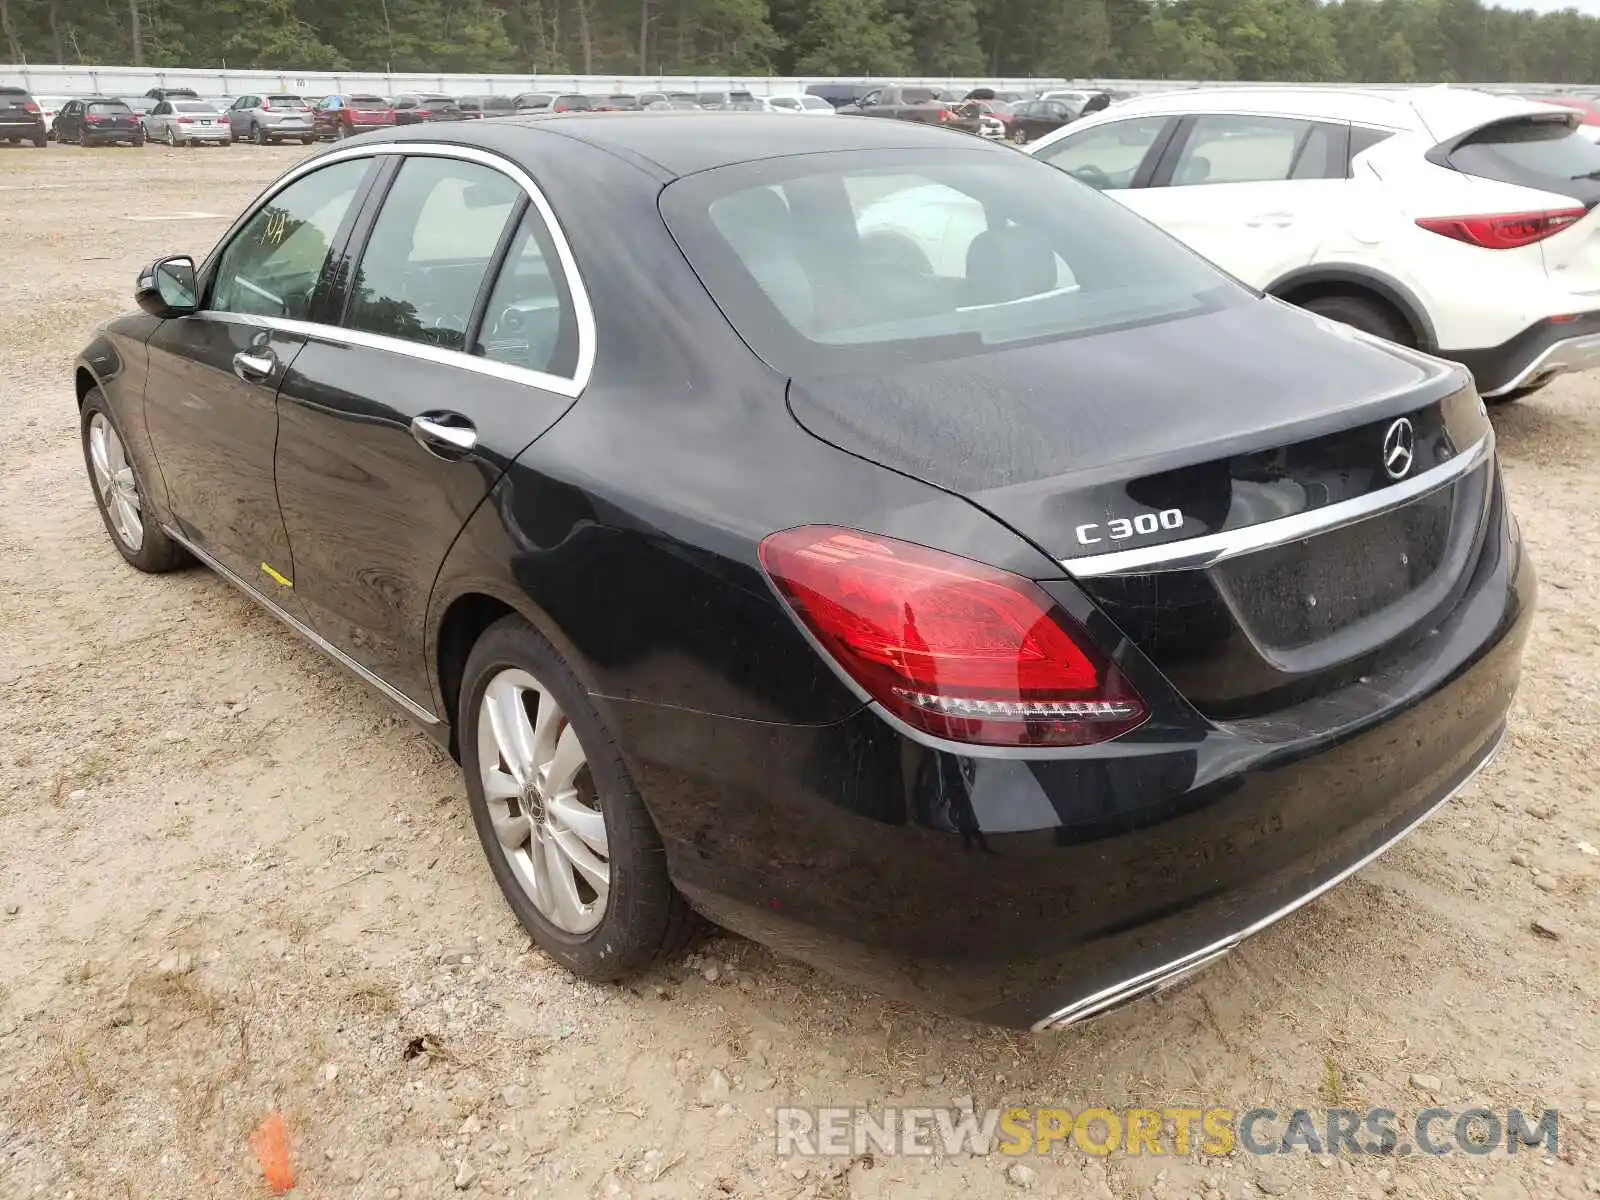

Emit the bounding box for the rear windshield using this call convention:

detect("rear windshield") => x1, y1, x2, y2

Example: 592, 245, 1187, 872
901, 88, 939, 104
268, 94, 306, 106
661, 149, 1238, 375
555, 95, 592, 108
1445, 114, 1600, 205
89, 102, 131, 114
608, 94, 636, 103
482, 96, 514, 109
174, 102, 215, 113
0, 87, 27, 97
350, 95, 389, 109
421, 97, 458, 108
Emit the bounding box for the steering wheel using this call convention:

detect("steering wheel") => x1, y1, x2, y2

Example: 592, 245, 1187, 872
1069, 164, 1114, 191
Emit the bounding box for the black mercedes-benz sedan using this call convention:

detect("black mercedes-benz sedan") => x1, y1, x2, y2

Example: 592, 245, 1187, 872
75, 113, 1533, 1030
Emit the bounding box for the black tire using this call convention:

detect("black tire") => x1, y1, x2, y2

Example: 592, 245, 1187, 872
32, 132, 46, 148
79, 389, 190, 574
460, 615, 700, 979
301, 136, 315, 145
132, 131, 145, 147
1297, 293, 1414, 346
1014, 127, 1028, 145
251, 122, 265, 145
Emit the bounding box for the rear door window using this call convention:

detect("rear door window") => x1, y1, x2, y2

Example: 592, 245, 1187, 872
1440, 114, 1600, 205
474, 208, 581, 378
268, 94, 306, 108
1163, 114, 1347, 186
343, 157, 521, 351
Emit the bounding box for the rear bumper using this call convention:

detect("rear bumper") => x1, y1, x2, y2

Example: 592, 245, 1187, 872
615, 486, 1533, 1028
82, 130, 141, 143
0, 118, 45, 137
1447, 312, 1600, 396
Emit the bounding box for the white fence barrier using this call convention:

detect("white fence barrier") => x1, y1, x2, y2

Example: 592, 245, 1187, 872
1, 65, 1081, 97
0, 63, 1555, 99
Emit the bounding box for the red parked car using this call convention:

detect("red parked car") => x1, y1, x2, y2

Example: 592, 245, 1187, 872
1521, 94, 1600, 141
312, 94, 396, 140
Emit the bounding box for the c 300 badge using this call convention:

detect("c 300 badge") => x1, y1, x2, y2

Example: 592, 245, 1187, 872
1075, 508, 1185, 547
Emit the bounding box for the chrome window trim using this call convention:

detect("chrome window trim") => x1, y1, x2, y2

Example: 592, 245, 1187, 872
1059, 429, 1494, 578
200, 140, 596, 399
1032, 723, 1506, 1031
162, 524, 440, 726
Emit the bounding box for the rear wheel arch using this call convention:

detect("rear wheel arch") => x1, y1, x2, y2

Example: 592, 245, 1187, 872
1268, 268, 1434, 351
431, 586, 602, 761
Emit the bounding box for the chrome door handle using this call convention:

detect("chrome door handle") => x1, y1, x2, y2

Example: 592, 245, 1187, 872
411, 413, 478, 455
232, 349, 275, 381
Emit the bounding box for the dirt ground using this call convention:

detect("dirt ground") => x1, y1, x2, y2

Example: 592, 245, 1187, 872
1, 142, 1598, 1200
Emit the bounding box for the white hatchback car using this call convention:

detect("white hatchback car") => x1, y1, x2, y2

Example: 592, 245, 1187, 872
1024, 85, 1600, 400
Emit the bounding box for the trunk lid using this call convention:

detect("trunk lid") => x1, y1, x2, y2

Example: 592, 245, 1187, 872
788, 298, 1494, 717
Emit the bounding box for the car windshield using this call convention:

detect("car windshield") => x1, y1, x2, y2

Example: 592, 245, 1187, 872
175, 102, 215, 113
662, 149, 1239, 375
902, 88, 939, 104
556, 95, 591, 108
89, 102, 131, 114
422, 98, 458, 108
268, 94, 305, 107
482, 96, 514, 110
350, 96, 389, 109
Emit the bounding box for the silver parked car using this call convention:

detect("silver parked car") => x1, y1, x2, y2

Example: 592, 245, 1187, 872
226, 94, 316, 144
143, 99, 232, 146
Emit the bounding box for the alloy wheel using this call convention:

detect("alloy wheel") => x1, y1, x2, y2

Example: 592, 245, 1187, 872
88, 412, 143, 552
476, 667, 610, 935
167, 126, 177, 146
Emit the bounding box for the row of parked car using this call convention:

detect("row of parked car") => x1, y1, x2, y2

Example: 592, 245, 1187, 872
0, 84, 851, 148
1, 80, 1126, 149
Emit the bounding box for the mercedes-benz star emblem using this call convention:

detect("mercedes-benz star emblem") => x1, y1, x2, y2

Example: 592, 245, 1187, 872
1382, 417, 1416, 481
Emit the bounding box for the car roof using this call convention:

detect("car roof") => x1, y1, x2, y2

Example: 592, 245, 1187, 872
463, 109, 1001, 176
1094, 84, 1562, 138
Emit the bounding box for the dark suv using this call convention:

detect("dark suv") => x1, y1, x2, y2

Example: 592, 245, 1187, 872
0, 86, 47, 147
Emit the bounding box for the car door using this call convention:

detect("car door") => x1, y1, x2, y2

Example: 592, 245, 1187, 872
141, 157, 380, 593
146, 101, 169, 140
56, 100, 77, 141
1122, 113, 1352, 287
229, 96, 254, 137
273, 149, 590, 708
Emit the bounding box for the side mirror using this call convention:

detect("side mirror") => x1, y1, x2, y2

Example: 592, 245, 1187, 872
135, 255, 199, 318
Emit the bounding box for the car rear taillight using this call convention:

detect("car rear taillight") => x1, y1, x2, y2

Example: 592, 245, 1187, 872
24, 101, 40, 113
177, 117, 193, 124
759, 527, 1147, 747
84, 114, 101, 124
1415, 208, 1587, 249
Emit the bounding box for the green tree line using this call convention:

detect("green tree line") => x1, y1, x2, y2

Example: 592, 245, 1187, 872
1, 0, 1597, 84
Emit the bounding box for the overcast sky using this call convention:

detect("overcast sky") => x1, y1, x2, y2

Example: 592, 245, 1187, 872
1498, 0, 1600, 12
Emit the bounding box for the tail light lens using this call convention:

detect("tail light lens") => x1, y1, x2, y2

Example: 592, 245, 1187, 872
177, 117, 192, 124
84, 114, 101, 124
1416, 208, 1586, 249
24, 101, 40, 113
759, 527, 1147, 747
